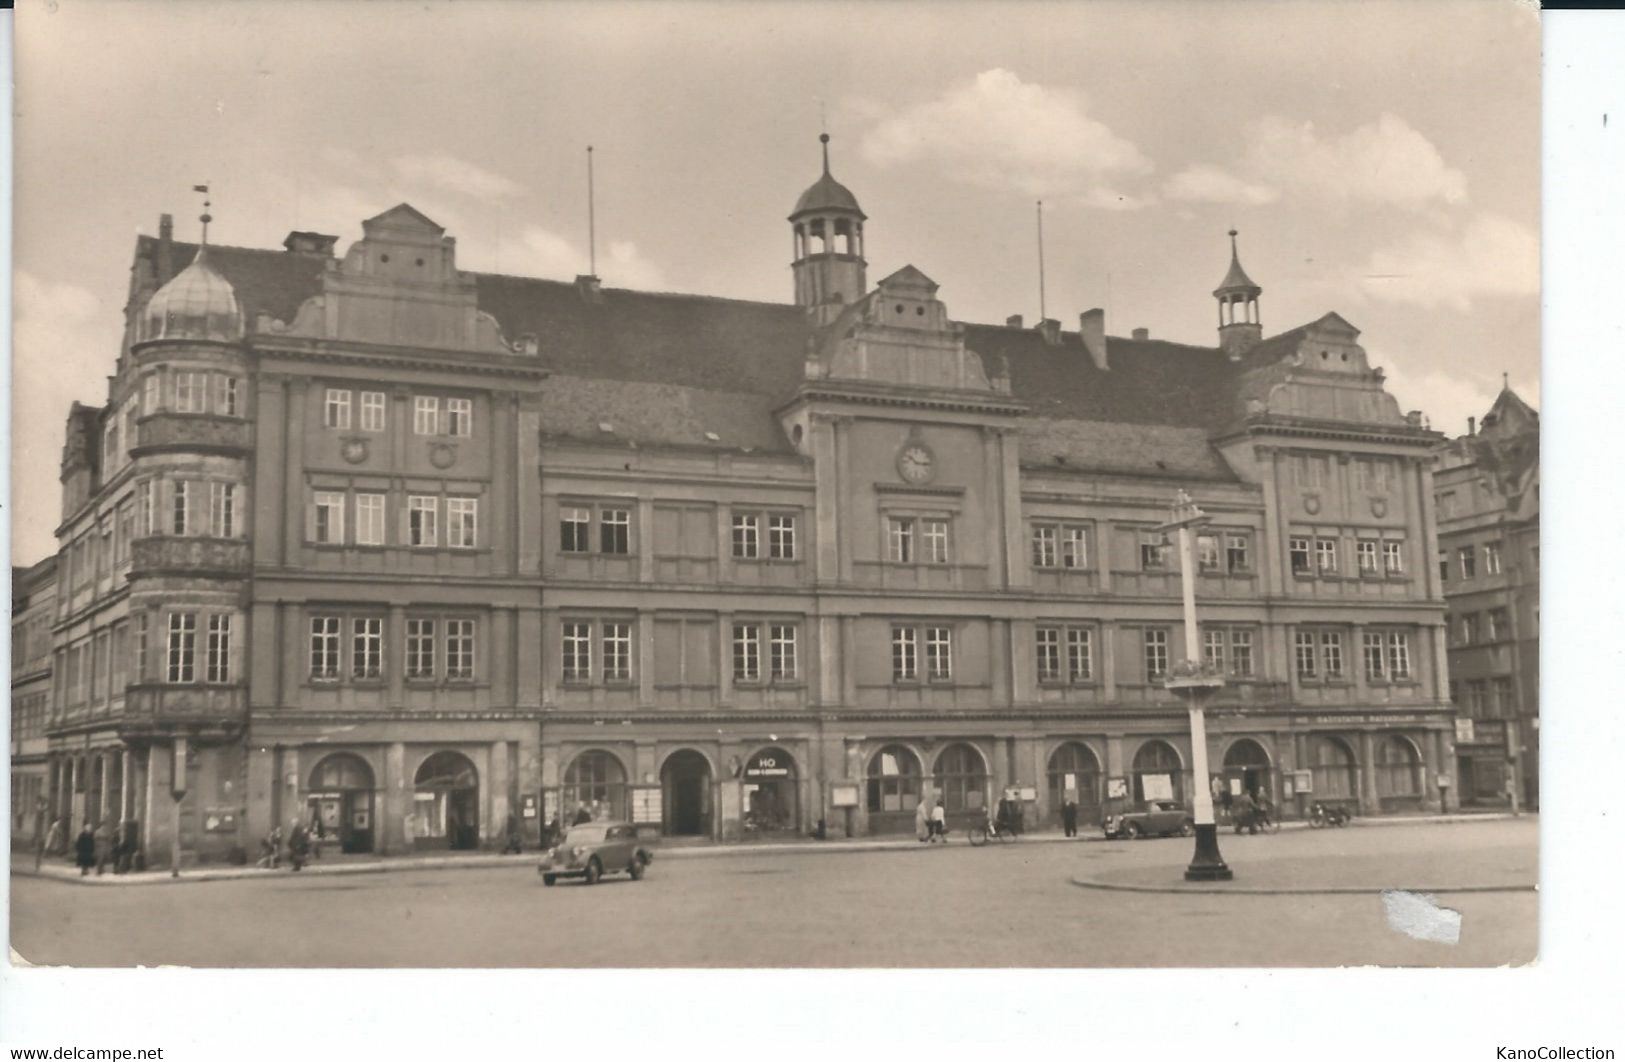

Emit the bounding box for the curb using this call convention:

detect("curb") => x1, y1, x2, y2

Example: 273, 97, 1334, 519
1069, 877, 1537, 897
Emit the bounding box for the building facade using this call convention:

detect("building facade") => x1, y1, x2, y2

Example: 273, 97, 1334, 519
1435, 389, 1540, 809
31, 147, 1459, 865
11, 557, 56, 848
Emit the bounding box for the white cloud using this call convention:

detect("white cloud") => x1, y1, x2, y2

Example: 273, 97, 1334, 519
503, 225, 667, 289
859, 69, 1151, 199
1243, 113, 1467, 211
1163, 163, 1279, 206
1374, 356, 1503, 438
1359, 214, 1538, 310
391, 153, 525, 200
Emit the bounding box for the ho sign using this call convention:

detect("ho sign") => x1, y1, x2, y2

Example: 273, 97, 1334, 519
745, 752, 791, 779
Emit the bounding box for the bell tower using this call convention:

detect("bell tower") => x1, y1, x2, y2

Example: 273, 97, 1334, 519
1214, 229, 1263, 357
789, 134, 867, 326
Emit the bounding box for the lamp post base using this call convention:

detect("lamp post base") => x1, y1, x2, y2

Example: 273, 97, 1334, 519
1184, 824, 1233, 881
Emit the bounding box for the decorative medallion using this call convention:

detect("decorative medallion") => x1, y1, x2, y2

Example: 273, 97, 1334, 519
896, 432, 936, 485
1370, 496, 1389, 519
429, 442, 457, 469
1303, 492, 1321, 516
340, 438, 369, 465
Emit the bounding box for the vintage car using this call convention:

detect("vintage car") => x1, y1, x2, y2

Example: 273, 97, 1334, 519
1103, 801, 1195, 840
538, 821, 654, 886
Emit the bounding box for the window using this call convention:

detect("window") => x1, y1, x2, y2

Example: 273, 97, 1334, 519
205, 614, 231, 683
925, 627, 952, 681
1461, 614, 1478, 645
770, 624, 798, 681
356, 493, 386, 546
1143, 628, 1169, 682
446, 397, 473, 437
1226, 534, 1251, 573
1363, 632, 1386, 681
1485, 541, 1503, 575
600, 508, 630, 554
732, 624, 761, 682
171, 481, 191, 535
134, 613, 149, 682
1036, 627, 1061, 682
891, 626, 917, 681
600, 622, 631, 682
1488, 608, 1509, 642
218, 375, 241, 416
1197, 534, 1221, 571
768, 515, 797, 560
210, 483, 236, 538
1032, 526, 1057, 568
732, 514, 760, 559
1321, 632, 1344, 679
1458, 546, 1476, 580
1383, 540, 1404, 575
324, 389, 351, 429
1229, 629, 1254, 677
447, 497, 478, 549
408, 496, 437, 547
352, 618, 383, 679
1140, 534, 1169, 571
1386, 632, 1412, 680
888, 518, 915, 563
446, 619, 476, 680
1356, 539, 1379, 575
1067, 627, 1094, 682
1465, 680, 1488, 718
560, 507, 591, 553
1203, 628, 1225, 670
1290, 537, 1312, 575
143, 374, 160, 414
922, 519, 950, 564
116, 499, 133, 563
414, 396, 440, 435
314, 491, 345, 544
1061, 525, 1089, 569
1315, 538, 1339, 574
175, 372, 208, 413
167, 613, 197, 683
1493, 677, 1516, 716
406, 619, 436, 679
1295, 631, 1317, 679
360, 391, 386, 432
310, 617, 341, 680
562, 622, 592, 683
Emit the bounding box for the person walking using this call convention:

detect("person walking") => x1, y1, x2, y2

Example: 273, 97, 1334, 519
1062, 798, 1079, 838
45, 816, 66, 858
502, 811, 523, 854
287, 818, 310, 871
571, 802, 592, 827
914, 797, 931, 842
93, 817, 115, 875
74, 822, 97, 876
929, 799, 947, 843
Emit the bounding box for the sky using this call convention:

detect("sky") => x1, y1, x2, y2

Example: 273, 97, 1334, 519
9, 0, 1541, 565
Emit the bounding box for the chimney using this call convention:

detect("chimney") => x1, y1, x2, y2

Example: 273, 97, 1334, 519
1131, 327, 1149, 341
157, 213, 174, 282
1036, 318, 1062, 346
1079, 308, 1108, 371
575, 274, 604, 304
1468, 416, 1476, 436
1006, 314, 1024, 329
283, 231, 339, 256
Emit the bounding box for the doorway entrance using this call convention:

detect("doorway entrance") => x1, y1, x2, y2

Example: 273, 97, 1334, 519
1221, 738, 1274, 818
307, 753, 376, 853
414, 751, 480, 850
742, 747, 798, 836
661, 750, 712, 837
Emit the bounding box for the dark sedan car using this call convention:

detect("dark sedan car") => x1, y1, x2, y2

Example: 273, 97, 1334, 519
538, 822, 653, 886
1103, 801, 1195, 840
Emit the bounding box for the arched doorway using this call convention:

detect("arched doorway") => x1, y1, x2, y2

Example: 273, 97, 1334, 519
1375, 735, 1423, 806
1309, 736, 1359, 801
866, 745, 922, 834
1047, 742, 1103, 826
661, 749, 713, 837
414, 751, 480, 850
742, 747, 798, 835
1221, 738, 1275, 813
307, 753, 376, 853
932, 743, 988, 827
1131, 740, 1185, 804
562, 749, 628, 823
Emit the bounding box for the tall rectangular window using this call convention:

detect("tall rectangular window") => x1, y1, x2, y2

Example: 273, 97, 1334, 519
413, 396, 440, 435
175, 372, 208, 413
1226, 534, 1251, 573
1385, 632, 1411, 680
408, 496, 437, 547
360, 391, 386, 432
732, 514, 761, 559
925, 627, 952, 681
1488, 608, 1508, 642
310, 617, 340, 680
1229, 629, 1254, 677
355, 493, 386, 546
600, 508, 630, 554
446, 619, 476, 680
891, 626, 917, 681
1062, 526, 1089, 569
1363, 632, 1386, 681
1067, 627, 1093, 682
172, 481, 191, 535
1295, 631, 1318, 679
601, 622, 631, 682
1143, 628, 1169, 681
167, 613, 197, 683
1032, 526, 1057, 568
406, 619, 436, 679
1203, 628, 1226, 670
1140, 534, 1169, 571
560, 506, 591, 552
1439, 550, 1451, 584
1382, 540, 1405, 575
1320, 632, 1344, 678
210, 482, 236, 538
1197, 534, 1221, 571
1315, 538, 1339, 574
888, 518, 915, 563
142, 480, 158, 536
1458, 546, 1476, 579
733, 624, 761, 682
314, 491, 345, 544
217, 375, 239, 416
134, 613, 148, 682
205, 614, 231, 683
352, 618, 383, 679
1484, 542, 1503, 575
922, 519, 950, 564
144, 374, 160, 414
1036, 627, 1061, 682
770, 624, 798, 681
446, 397, 473, 437
324, 388, 351, 429
562, 622, 592, 683
768, 515, 797, 560
1356, 539, 1379, 574
1289, 537, 1312, 574
447, 497, 478, 549
1493, 677, 1516, 716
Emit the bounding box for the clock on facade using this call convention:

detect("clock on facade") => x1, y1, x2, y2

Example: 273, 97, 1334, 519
897, 443, 935, 484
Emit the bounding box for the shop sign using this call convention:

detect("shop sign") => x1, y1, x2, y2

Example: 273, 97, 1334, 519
1455, 718, 1476, 744
203, 807, 238, 833
1106, 777, 1128, 799
1294, 769, 1313, 793
1018, 786, 1038, 802
745, 753, 791, 779
631, 787, 664, 824
522, 793, 538, 820
1141, 774, 1174, 801
1308, 714, 1425, 726
830, 784, 860, 808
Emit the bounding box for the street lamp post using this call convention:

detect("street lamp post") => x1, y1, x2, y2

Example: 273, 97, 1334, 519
1156, 490, 1233, 882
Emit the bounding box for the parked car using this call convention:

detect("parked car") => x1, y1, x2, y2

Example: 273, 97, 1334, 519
538, 822, 653, 886
1103, 801, 1195, 840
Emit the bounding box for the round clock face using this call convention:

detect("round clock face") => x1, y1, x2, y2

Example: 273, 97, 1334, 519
898, 444, 935, 484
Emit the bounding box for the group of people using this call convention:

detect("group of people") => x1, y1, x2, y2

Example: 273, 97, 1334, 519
914, 798, 949, 842
258, 818, 317, 871
50, 818, 139, 875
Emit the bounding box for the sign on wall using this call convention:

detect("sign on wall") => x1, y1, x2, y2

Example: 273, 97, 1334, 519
522, 793, 538, 819
1141, 774, 1174, 801
830, 784, 860, 808
1106, 777, 1128, 800
632, 787, 664, 824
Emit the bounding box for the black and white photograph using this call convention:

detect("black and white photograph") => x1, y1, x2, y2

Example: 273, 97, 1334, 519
2, 0, 1615, 1057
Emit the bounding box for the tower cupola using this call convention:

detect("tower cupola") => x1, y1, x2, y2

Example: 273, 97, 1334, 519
790, 133, 867, 325
1213, 229, 1262, 357
138, 199, 242, 344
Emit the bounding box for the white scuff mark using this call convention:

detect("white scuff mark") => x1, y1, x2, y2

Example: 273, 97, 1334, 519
10, 946, 33, 967
1382, 889, 1462, 944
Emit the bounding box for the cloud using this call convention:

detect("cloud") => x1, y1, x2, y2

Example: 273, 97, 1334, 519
1163, 163, 1279, 206
503, 225, 667, 289
1243, 113, 1467, 211
858, 69, 1151, 200
1374, 356, 1507, 438
391, 153, 525, 199
1358, 214, 1538, 310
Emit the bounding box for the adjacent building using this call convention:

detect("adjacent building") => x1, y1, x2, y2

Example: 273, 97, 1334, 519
11, 558, 56, 848
1435, 388, 1540, 808
32, 143, 1459, 866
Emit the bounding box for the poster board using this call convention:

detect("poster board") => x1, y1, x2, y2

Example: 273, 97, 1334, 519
1294, 769, 1313, 794
631, 787, 664, 824
1106, 777, 1128, 800
1141, 774, 1174, 801
830, 784, 860, 808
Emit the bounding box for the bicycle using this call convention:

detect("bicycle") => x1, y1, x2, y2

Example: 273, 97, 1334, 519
967, 815, 1017, 846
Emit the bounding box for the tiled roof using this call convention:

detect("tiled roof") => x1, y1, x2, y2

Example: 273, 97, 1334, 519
138, 237, 328, 328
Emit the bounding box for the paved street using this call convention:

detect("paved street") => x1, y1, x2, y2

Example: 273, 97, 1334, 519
10, 819, 1535, 968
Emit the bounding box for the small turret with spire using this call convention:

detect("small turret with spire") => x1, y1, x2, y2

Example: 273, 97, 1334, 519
1214, 229, 1262, 357
789, 133, 868, 325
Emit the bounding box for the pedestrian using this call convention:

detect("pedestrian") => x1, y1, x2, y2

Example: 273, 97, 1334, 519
914, 797, 931, 843
310, 809, 324, 860
260, 825, 283, 869
94, 817, 115, 875
590, 799, 605, 822
287, 818, 310, 871
571, 802, 592, 827
929, 799, 947, 842
46, 816, 66, 858
1062, 798, 1078, 838
75, 821, 97, 876
542, 815, 562, 850
403, 809, 418, 850
502, 811, 523, 854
